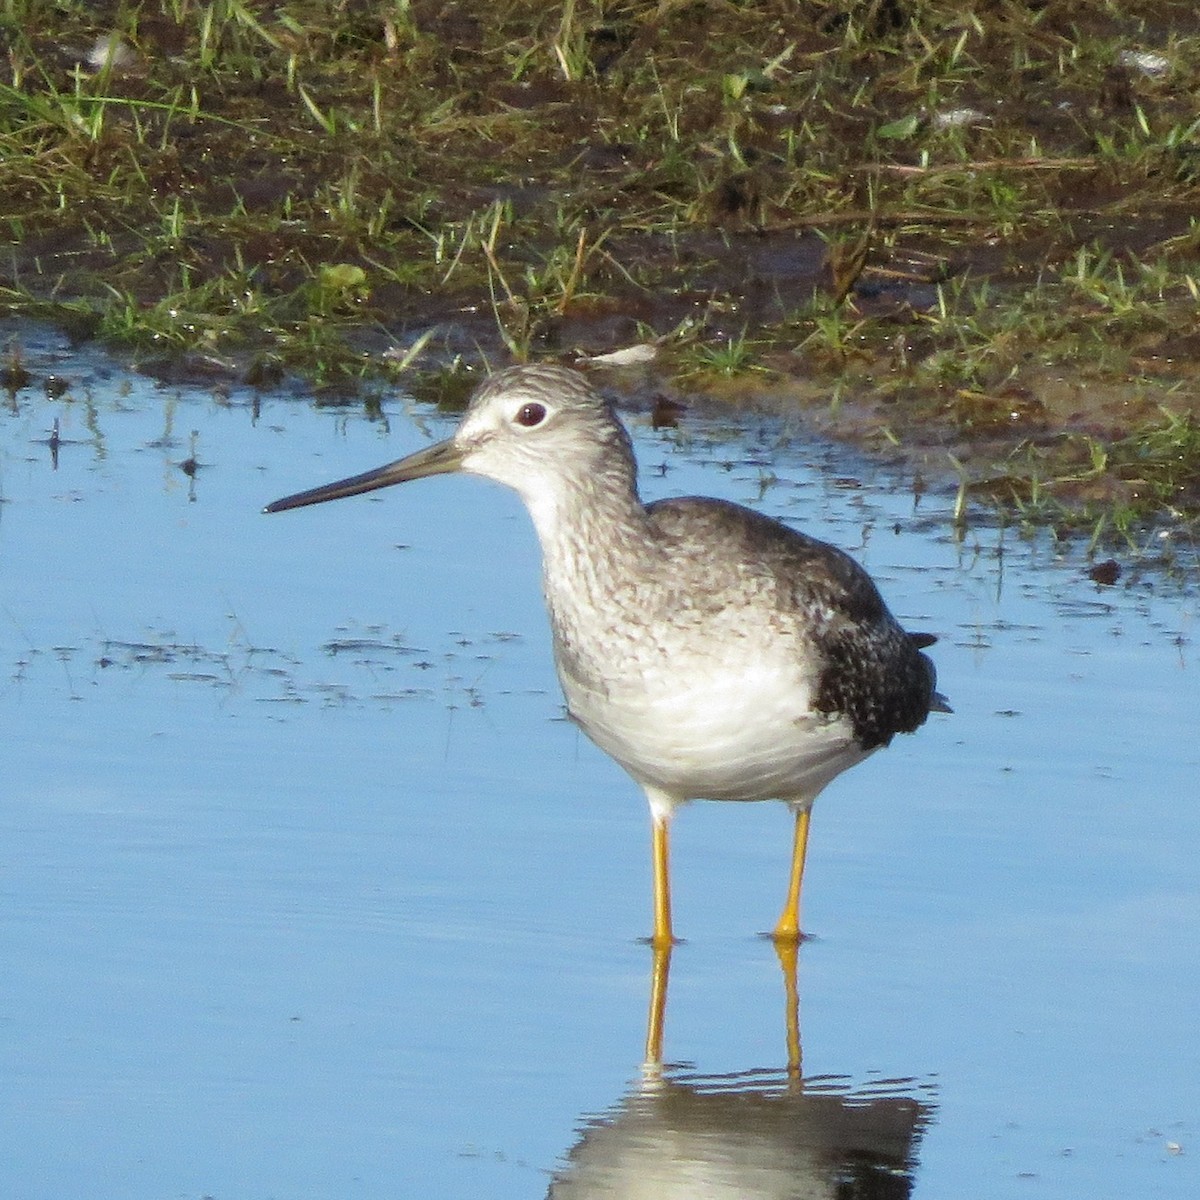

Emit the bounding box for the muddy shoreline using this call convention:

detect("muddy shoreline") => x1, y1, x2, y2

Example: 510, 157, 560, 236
2, 1, 1199, 533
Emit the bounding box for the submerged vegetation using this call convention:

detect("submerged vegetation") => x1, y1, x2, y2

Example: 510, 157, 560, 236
1, 0, 1200, 538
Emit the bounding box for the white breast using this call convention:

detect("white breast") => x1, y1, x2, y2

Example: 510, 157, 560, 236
558, 653, 868, 806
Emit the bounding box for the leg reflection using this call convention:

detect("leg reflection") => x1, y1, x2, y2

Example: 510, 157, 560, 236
642, 937, 804, 1076
775, 936, 802, 1079
643, 941, 671, 1072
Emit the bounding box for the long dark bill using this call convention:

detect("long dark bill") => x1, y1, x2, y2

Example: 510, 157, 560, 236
264, 437, 464, 514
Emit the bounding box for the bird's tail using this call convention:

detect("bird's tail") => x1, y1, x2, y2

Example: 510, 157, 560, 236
909, 631, 952, 714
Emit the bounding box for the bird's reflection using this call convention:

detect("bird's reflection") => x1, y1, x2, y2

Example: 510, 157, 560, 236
549, 945, 936, 1199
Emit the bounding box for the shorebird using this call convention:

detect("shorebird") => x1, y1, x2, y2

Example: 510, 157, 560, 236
266, 364, 943, 946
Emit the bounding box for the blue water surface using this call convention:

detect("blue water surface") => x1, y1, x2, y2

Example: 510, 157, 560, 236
1, 325, 1197, 1199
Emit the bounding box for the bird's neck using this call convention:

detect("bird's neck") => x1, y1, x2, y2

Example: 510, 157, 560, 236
523, 468, 657, 618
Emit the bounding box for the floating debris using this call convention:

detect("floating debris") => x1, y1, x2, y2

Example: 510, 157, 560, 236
579, 343, 659, 367
1087, 559, 1121, 586
178, 431, 201, 477
85, 34, 138, 73
931, 106, 990, 130
1117, 49, 1171, 78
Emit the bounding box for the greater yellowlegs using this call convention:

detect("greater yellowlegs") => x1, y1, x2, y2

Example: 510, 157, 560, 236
266, 364, 943, 946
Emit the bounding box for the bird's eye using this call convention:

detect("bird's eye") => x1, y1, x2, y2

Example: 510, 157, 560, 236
515, 402, 547, 428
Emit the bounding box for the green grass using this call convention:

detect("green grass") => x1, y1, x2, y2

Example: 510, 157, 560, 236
0, 0, 1199, 538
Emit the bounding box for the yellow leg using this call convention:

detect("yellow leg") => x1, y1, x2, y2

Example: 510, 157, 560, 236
774, 937, 802, 1078
643, 941, 672, 1069
651, 813, 675, 949
774, 807, 811, 943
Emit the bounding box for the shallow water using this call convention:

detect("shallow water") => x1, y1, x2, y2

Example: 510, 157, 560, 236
1, 326, 1197, 1200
